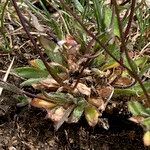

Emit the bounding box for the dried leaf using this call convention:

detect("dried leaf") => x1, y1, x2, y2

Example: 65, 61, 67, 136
0, 57, 15, 96
143, 131, 150, 146
88, 97, 105, 110
114, 77, 134, 87
97, 86, 114, 100
29, 12, 44, 32
129, 116, 144, 124
47, 105, 75, 130
31, 77, 59, 91
146, 0, 150, 7
68, 56, 79, 70
84, 105, 100, 127
47, 107, 65, 122
64, 35, 80, 71
65, 35, 78, 48
96, 86, 114, 111
29, 59, 46, 70
40, 78, 59, 90
108, 68, 122, 84
31, 98, 56, 109
75, 83, 91, 96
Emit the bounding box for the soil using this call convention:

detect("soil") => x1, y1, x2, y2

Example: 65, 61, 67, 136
0, 53, 149, 150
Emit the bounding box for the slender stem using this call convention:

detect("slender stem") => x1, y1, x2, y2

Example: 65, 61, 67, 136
112, 0, 150, 102
0, 80, 55, 102
124, 0, 136, 38
11, 0, 63, 85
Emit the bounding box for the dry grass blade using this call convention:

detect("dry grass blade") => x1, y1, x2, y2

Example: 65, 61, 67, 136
0, 57, 15, 96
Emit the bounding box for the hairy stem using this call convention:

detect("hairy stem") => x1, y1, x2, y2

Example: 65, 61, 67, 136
0, 80, 56, 102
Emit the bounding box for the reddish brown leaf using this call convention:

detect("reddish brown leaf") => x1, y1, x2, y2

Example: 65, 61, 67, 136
97, 86, 114, 100
114, 77, 133, 87
65, 35, 77, 48
88, 97, 105, 110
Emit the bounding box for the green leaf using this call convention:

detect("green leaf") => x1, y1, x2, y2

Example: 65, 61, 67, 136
84, 105, 100, 127
49, 62, 68, 74
101, 59, 119, 71
104, 7, 120, 37
69, 102, 85, 123
39, 36, 64, 64
93, 0, 106, 32
135, 56, 148, 68
146, 108, 150, 115
49, 19, 64, 40
17, 95, 28, 103
29, 59, 46, 70
128, 101, 146, 116
16, 95, 29, 107
43, 92, 77, 104
142, 117, 150, 130
126, 57, 139, 73
140, 64, 150, 76
73, 0, 84, 13
108, 44, 120, 59
15, 67, 49, 79
20, 78, 44, 87
114, 82, 150, 96
91, 54, 105, 67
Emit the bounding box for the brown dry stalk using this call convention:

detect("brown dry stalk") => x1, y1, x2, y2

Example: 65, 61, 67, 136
124, 0, 136, 38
